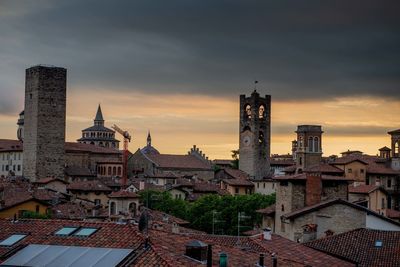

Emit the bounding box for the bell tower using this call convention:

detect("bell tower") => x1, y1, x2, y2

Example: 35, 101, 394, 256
239, 90, 271, 179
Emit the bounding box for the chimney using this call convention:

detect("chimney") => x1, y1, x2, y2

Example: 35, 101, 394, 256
207, 245, 212, 267
258, 254, 265, 267
263, 228, 272, 240
139, 181, 145, 190
305, 172, 322, 206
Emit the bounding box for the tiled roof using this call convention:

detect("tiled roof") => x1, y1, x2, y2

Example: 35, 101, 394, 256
305, 228, 400, 267
274, 173, 352, 181
304, 163, 344, 174
386, 209, 400, 219
281, 198, 400, 227
348, 184, 382, 194
67, 180, 112, 192
223, 168, 250, 180
51, 202, 89, 220
146, 154, 212, 170
0, 219, 168, 267
148, 229, 353, 267
270, 159, 295, 166
213, 159, 233, 165
33, 177, 69, 185
222, 178, 254, 187
331, 155, 369, 165
256, 204, 276, 215
0, 139, 22, 152
0, 139, 121, 154
366, 164, 400, 175
109, 190, 139, 198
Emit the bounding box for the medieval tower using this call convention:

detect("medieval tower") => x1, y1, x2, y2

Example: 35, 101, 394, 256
239, 90, 271, 179
23, 65, 67, 181
295, 125, 323, 172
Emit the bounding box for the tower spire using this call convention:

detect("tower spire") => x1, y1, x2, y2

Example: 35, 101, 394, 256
94, 104, 104, 126
147, 130, 151, 147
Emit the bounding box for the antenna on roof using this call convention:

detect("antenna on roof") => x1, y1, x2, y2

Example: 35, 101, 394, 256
254, 80, 259, 91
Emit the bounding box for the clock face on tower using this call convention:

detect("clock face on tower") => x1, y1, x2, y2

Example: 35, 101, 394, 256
243, 135, 251, 147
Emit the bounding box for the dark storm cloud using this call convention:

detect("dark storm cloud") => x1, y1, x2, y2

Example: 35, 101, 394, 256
0, 0, 399, 101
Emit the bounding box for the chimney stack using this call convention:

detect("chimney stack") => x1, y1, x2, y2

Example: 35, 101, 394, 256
139, 181, 145, 190
305, 172, 322, 206
263, 228, 272, 240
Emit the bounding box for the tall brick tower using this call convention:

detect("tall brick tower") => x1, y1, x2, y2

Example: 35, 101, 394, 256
23, 65, 67, 181
295, 125, 323, 173
388, 129, 400, 170
239, 90, 271, 179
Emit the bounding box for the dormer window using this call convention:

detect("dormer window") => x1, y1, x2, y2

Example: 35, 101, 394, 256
185, 240, 208, 263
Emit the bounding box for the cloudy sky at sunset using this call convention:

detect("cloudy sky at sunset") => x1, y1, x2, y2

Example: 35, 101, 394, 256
0, 1, 399, 159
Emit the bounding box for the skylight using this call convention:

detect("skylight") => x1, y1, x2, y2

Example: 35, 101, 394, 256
54, 227, 78, 236
375, 240, 383, 247
72, 227, 98, 237
0, 234, 27, 246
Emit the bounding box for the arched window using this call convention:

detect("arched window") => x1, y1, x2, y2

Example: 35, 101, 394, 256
117, 167, 122, 176
314, 137, 319, 152
112, 167, 117, 176
308, 137, 314, 152
90, 141, 95, 145
258, 105, 265, 118
110, 202, 116, 215
108, 167, 112, 176
259, 131, 264, 144
396, 141, 400, 156
245, 104, 251, 119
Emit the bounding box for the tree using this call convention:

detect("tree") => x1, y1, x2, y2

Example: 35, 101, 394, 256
231, 149, 239, 169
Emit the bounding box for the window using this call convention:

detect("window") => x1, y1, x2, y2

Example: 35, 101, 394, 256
348, 168, 352, 173
308, 137, 313, 152
94, 199, 101, 206
387, 179, 392, 188
258, 105, 265, 118
257, 183, 259, 188
263, 183, 266, 188
73, 228, 98, 237
313, 137, 319, 152
110, 201, 116, 215
360, 169, 364, 174
245, 104, 251, 119
381, 198, 385, 209
35, 205, 39, 213
54, 227, 78, 236
259, 131, 264, 144
0, 234, 26, 246
235, 188, 239, 194
281, 204, 284, 211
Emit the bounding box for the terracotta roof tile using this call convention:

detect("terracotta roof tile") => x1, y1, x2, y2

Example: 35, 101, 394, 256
109, 190, 140, 198
223, 168, 250, 180
256, 204, 276, 215
348, 184, 382, 194
67, 180, 112, 192
305, 228, 400, 267
146, 154, 212, 170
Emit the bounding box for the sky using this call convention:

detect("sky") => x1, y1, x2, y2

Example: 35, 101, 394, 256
0, 0, 399, 159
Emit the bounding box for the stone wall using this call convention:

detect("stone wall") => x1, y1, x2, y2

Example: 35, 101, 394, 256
23, 66, 66, 181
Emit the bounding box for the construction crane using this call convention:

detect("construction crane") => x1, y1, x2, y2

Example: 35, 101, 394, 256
112, 124, 132, 187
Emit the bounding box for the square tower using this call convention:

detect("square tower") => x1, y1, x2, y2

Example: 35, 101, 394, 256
239, 90, 271, 180
295, 125, 323, 172
23, 65, 67, 181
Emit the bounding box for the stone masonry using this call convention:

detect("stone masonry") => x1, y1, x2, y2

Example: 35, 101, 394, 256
23, 65, 67, 181
239, 90, 271, 179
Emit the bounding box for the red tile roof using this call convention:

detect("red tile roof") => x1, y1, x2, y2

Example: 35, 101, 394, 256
146, 154, 212, 170
0, 139, 22, 152
274, 173, 352, 181
0, 219, 167, 266
331, 156, 369, 165
305, 228, 400, 267
67, 180, 112, 192
386, 209, 400, 219
51, 202, 89, 220
109, 190, 139, 198
34, 177, 69, 185
304, 163, 344, 174
222, 178, 254, 187
223, 168, 250, 180
348, 184, 382, 194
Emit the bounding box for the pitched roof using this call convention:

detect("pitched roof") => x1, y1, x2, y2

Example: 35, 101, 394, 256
304, 163, 344, 174
67, 180, 112, 192
386, 209, 400, 219
379, 146, 391, 151
331, 155, 369, 165
95, 104, 104, 121
274, 173, 352, 181
270, 159, 295, 166
223, 168, 250, 180
281, 198, 400, 227
0, 219, 168, 267
348, 184, 384, 194
305, 228, 400, 267
109, 190, 139, 198
366, 163, 400, 175
146, 154, 212, 170
222, 178, 254, 187
33, 177, 69, 185
0, 139, 23, 152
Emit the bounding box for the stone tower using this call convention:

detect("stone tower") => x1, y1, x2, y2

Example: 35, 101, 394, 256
388, 129, 400, 170
295, 125, 323, 172
239, 90, 271, 179
23, 65, 67, 181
